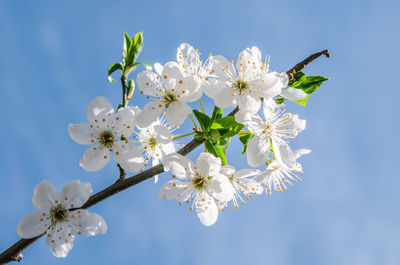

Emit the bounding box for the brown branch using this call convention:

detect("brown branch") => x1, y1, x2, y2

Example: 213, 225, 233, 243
286, 49, 330, 82
0, 48, 329, 263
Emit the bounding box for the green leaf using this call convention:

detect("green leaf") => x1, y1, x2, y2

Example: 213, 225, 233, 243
205, 139, 218, 157
210, 106, 223, 124
292, 94, 310, 106
239, 132, 254, 155
219, 123, 244, 138
214, 145, 227, 165
193, 110, 211, 132
210, 116, 237, 130
291, 75, 329, 94
133, 62, 152, 71
107, 63, 123, 83
208, 129, 221, 143
122, 32, 131, 61
125, 32, 143, 66
219, 138, 227, 146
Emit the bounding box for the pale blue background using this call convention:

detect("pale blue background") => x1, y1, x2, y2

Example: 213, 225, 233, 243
1, 0, 399, 264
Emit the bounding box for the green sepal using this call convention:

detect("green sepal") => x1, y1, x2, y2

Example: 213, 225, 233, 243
274, 97, 285, 105
193, 110, 211, 132
107, 63, 123, 83
239, 132, 255, 155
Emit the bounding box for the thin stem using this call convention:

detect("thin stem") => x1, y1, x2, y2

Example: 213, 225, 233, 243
286, 49, 330, 82
224, 137, 231, 153
238, 130, 251, 135
120, 76, 127, 108
117, 164, 126, 181
198, 99, 205, 114
172, 132, 196, 140
188, 114, 198, 130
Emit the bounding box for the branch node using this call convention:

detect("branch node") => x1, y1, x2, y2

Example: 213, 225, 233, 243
286, 49, 330, 82
117, 164, 126, 181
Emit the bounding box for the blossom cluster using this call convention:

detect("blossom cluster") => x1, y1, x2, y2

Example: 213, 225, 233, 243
16, 35, 326, 259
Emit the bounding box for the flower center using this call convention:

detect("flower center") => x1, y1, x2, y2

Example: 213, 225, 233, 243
148, 137, 157, 149
232, 80, 248, 94
264, 124, 274, 137
163, 92, 177, 108
49, 204, 69, 223
99, 131, 114, 148
192, 176, 209, 190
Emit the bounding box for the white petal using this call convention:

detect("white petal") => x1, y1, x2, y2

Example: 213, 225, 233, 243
247, 136, 269, 167
154, 62, 163, 76
262, 98, 278, 120
258, 72, 286, 98
294, 148, 312, 159
209, 55, 236, 82
135, 101, 164, 128
46, 223, 75, 258
254, 170, 270, 186
236, 46, 262, 79
136, 71, 164, 97
165, 101, 191, 126
69, 209, 107, 236
154, 125, 173, 145
177, 43, 199, 70
195, 193, 218, 226
219, 165, 236, 177
272, 140, 296, 169
17, 211, 50, 238
113, 141, 144, 172
203, 78, 225, 99
162, 153, 192, 180
214, 86, 236, 109
79, 146, 110, 172
61, 181, 92, 209
32, 180, 60, 211
113, 106, 138, 136
208, 174, 234, 202
280, 87, 307, 101
161, 61, 186, 92
239, 178, 263, 194
158, 179, 192, 202
68, 123, 95, 145
237, 94, 261, 114
86, 97, 114, 125
196, 152, 221, 177
234, 168, 261, 179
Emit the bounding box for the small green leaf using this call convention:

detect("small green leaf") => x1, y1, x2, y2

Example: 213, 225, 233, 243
219, 124, 244, 138
291, 75, 329, 94
107, 63, 123, 83
239, 132, 254, 155
288, 71, 306, 86
205, 139, 218, 157
126, 80, 135, 99
133, 62, 152, 71
219, 138, 227, 146
274, 97, 285, 104
214, 145, 227, 165
193, 110, 211, 132
122, 32, 131, 61
292, 94, 310, 106
126, 32, 143, 66
211, 116, 237, 130
210, 106, 223, 124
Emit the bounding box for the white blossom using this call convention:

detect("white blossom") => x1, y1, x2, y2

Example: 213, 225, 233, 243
208, 46, 287, 115
218, 166, 262, 210
17, 180, 107, 258
158, 152, 233, 226
138, 118, 176, 183
255, 149, 311, 194
68, 96, 144, 172
238, 99, 306, 169
135, 61, 199, 127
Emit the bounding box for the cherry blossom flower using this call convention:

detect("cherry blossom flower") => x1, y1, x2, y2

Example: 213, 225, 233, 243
255, 149, 311, 195
137, 118, 176, 183
135, 61, 199, 127
238, 99, 306, 169
17, 180, 107, 258
68, 96, 144, 172
208, 46, 287, 115
158, 152, 233, 226
218, 166, 262, 210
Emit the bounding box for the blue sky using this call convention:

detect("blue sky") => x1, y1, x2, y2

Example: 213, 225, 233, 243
1, 0, 400, 264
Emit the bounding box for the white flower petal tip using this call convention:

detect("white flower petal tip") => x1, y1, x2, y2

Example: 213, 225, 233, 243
18, 180, 107, 258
